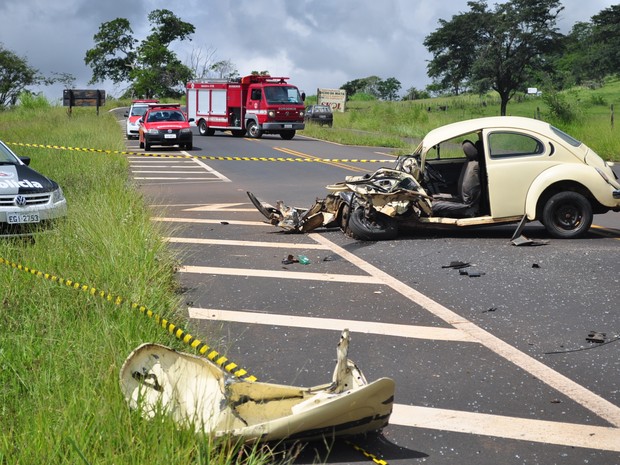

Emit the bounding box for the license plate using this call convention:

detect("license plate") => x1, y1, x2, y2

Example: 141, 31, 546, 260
7, 212, 40, 224
164, 134, 177, 139
284, 124, 292, 128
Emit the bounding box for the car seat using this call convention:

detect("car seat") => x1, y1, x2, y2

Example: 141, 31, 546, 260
431, 140, 481, 218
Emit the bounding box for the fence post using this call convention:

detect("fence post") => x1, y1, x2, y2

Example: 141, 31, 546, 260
611, 104, 614, 129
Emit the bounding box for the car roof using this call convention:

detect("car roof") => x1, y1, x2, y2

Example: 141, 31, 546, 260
421, 116, 554, 151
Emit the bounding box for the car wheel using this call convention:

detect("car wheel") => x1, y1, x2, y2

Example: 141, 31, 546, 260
198, 120, 214, 136
541, 191, 593, 239
280, 130, 295, 140
247, 121, 262, 139
139, 140, 144, 149
145, 141, 151, 151
347, 207, 398, 241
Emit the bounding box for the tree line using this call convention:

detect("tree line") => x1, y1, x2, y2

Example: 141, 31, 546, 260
1, 1, 618, 114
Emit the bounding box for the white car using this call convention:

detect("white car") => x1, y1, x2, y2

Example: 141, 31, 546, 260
0, 140, 67, 234
124, 99, 159, 139
249, 116, 620, 240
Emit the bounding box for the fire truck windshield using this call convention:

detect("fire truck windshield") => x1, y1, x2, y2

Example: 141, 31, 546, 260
264, 86, 302, 104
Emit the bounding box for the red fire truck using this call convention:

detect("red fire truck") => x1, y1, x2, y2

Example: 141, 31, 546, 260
186, 75, 306, 140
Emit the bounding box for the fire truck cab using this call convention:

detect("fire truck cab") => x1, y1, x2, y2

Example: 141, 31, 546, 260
186, 75, 305, 140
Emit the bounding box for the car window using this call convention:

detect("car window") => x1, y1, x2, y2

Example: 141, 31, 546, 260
425, 133, 479, 160
550, 125, 581, 147
130, 106, 148, 117
488, 132, 545, 158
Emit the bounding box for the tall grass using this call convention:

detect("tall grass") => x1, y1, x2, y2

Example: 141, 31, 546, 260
303, 78, 620, 161
0, 104, 279, 464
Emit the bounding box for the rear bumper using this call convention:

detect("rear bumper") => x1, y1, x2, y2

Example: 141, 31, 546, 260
613, 189, 620, 199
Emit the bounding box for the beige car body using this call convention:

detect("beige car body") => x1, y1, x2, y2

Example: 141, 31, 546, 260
414, 116, 620, 227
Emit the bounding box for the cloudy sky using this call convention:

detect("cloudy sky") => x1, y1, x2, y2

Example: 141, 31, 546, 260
0, 0, 616, 102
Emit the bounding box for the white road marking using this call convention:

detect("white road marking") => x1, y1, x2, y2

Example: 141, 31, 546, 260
132, 171, 209, 174
182, 203, 256, 212
166, 237, 329, 249
391, 404, 620, 452
309, 233, 620, 428
188, 307, 474, 342
178, 265, 382, 284
134, 177, 223, 181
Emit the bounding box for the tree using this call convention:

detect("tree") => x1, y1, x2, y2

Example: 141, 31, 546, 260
84, 9, 195, 97
424, 0, 564, 115
589, 5, 620, 78
0, 44, 72, 107
377, 77, 401, 101
424, 3, 485, 95
0, 45, 39, 107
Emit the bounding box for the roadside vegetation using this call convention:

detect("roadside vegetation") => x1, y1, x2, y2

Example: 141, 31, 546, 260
0, 103, 279, 464
1, 73, 619, 464
302, 77, 620, 162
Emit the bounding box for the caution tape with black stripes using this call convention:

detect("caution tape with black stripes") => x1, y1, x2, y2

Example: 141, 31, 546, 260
0, 255, 391, 464
5, 141, 395, 164
0, 256, 256, 382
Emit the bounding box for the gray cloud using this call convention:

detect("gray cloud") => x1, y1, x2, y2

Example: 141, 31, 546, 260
0, 0, 614, 101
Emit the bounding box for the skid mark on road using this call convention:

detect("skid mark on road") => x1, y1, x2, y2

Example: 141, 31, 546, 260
188, 307, 474, 342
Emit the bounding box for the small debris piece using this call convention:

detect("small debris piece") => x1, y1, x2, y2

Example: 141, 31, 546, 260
297, 255, 311, 265
482, 307, 497, 313
532, 263, 541, 268
586, 331, 606, 343
282, 254, 299, 265
459, 269, 486, 277
220, 221, 230, 225
511, 235, 549, 246
442, 261, 470, 269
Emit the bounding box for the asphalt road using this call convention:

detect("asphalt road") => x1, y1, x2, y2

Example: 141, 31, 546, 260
117, 113, 620, 465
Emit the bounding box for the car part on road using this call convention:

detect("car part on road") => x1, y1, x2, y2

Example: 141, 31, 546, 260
120, 330, 395, 443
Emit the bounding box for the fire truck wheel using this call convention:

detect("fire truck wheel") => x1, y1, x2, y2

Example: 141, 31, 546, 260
247, 121, 263, 139
198, 120, 214, 136
280, 130, 295, 140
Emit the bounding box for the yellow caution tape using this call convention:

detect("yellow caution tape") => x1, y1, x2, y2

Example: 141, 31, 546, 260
0, 256, 257, 382
345, 440, 389, 465
4, 141, 394, 164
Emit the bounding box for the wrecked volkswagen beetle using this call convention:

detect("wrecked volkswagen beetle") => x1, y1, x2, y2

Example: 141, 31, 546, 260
249, 116, 620, 240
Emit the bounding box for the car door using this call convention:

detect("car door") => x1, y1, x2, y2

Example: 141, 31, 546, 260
484, 129, 557, 218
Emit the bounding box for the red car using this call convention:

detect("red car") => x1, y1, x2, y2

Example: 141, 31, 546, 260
138, 104, 194, 151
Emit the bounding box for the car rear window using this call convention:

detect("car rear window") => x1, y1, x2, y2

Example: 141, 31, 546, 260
550, 125, 582, 147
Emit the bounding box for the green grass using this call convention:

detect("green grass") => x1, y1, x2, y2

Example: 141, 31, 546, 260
303, 77, 620, 161
0, 106, 281, 464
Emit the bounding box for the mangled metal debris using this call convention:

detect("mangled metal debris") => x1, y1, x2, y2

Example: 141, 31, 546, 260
119, 330, 395, 443
249, 116, 620, 240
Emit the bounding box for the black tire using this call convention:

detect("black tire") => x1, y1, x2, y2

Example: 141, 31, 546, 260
247, 121, 262, 139
139, 140, 144, 149
144, 141, 151, 151
198, 120, 214, 136
347, 207, 398, 241
541, 191, 592, 238
280, 130, 295, 140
